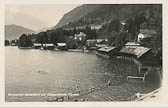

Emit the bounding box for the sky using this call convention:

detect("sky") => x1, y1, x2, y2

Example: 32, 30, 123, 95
5, 4, 81, 31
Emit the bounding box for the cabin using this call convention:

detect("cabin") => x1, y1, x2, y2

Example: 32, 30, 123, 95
138, 29, 157, 43
42, 43, 54, 50
96, 46, 118, 58
57, 43, 67, 51
33, 43, 42, 49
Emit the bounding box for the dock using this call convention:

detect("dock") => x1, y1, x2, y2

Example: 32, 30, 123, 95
127, 67, 150, 83
135, 88, 160, 101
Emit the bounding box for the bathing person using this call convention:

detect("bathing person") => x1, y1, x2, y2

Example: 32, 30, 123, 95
76, 84, 78, 89
107, 80, 111, 86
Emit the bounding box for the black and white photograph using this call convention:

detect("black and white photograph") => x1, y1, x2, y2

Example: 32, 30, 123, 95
4, 3, 163, 103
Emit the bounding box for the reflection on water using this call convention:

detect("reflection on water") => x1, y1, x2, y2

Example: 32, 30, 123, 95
5, 46, 160, 102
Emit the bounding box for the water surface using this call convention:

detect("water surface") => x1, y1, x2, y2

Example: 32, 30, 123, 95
5, 47, 160, 101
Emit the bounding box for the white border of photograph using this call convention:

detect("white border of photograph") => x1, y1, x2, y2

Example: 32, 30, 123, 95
0, 0, 168, 107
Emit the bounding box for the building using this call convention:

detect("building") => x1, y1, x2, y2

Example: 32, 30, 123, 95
11, 39, 18, 46
33, 43, 42, 49
117, 42, 151, 66
96, 39, 108, 48
138, 29, 157, 42
42, 43, 54, 50
57, 43, 67, 51
96, 46, 118, 58
74, 32, 86, 41
86, 39, 97, 50
120, 46, 151, 60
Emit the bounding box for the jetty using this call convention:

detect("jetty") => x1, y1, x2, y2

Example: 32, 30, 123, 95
127, 67, 150, 83
128, 88, 160, 101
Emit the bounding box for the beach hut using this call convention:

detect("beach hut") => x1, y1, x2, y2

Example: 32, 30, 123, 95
33, 43, 42, 49
57, 43, 67, 51
42, 43, 54, 50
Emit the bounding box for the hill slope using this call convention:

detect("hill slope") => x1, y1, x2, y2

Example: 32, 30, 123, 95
54, 4, 102, 28
5, 24, 35, 40
54, 4, 161, 29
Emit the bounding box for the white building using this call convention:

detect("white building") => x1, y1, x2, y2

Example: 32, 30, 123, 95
138, 29, 157, 42
74, 32, 86, 41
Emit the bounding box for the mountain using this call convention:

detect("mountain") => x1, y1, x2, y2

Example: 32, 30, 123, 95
54, 4, 161, 29
5, 24, 35, 40
54, 4, 102, 29
36, 26, 53, 33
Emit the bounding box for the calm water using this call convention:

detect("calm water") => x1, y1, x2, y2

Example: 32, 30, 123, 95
5, 46, 160, 102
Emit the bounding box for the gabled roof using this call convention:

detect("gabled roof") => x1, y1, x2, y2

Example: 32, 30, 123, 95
98, 46, 116, 53
120, 46, 151, 58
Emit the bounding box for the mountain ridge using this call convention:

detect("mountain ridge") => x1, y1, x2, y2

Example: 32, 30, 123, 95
54, 4, 161, 29
5, 24, 35, 41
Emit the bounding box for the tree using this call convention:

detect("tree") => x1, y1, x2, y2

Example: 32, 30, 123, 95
36, 32, 48, 44
5, 40, 10, 46
18, 34, 32, 47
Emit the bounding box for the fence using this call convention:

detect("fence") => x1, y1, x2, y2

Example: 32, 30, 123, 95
47, 83, 110, 102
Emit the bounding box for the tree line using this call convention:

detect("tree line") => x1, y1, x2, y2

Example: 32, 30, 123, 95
18, 26, 98, 48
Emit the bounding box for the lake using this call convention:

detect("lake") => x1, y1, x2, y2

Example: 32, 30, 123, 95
5, 46, 160, 102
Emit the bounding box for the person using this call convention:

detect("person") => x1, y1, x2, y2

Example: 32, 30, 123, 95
76, 84, 78, 89
135, 92, 140, 98
107, 80, 111, 86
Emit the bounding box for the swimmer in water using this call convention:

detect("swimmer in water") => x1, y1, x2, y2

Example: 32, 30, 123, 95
76, 84, 78, 89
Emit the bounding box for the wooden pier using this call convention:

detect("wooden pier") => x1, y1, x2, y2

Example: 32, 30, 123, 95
127, 66, 150, 83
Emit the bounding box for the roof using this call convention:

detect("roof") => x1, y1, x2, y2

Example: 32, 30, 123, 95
57, 43, 66, 46
96, 39, 108, 43
139, 29, 157, 35
74, 32, 86, 37
120, 46, 151, 58
96, 44, 107, 48
43, 44, 54, 46
138, 29, 157, 39
98, 46, 116, 53
87, 39, 96, 42
34, 43, 42, 46
125, 42, 140, 46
